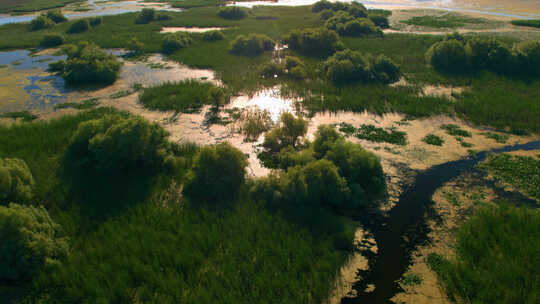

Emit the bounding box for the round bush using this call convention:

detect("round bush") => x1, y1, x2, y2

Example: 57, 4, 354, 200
217, 6, 248, 20
135, 8, 155, 24
284, 28, 342, 57
230, 34, 274, 57
57, 42, 121, 85
0, 158, 35, 204
183, 142, 248, 202
261, 62, 284, 78
369, 15, 389, 28
0, 203, 69, 282
202, 30, 224, 41
312, 0, 334, 13
89, 17, 102, 26
46, 10, 67, 23
29, 15, 55, 31
342, 18, 379, 36
372, 55, 401, 83
162, 34, 192, 54
40, 33, 65, 47
67, 19, 90, 34
66, 114, 169, 175
426, 39, 467, 73
513, 40, 540, 76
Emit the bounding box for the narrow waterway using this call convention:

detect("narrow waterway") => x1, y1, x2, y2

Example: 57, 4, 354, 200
344, 139, 540, 304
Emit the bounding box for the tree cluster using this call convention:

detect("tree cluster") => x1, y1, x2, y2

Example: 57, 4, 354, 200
162, 33, 193, 54
217, 6, 249, 20
29, 10, 66, 31
283, 28, 343, 57
230, 34, 274, 57
0, 158, 35, 204
324, 11, 381, 37
426, 34, 540, 76
49, 42, 121, 85
322, 49, 401, 84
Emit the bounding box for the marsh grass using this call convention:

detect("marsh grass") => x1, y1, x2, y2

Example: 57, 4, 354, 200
139, 80, 218, 113
0, 111, 39, 122
422, 134, 444, 146
430, 204, 540, 303
54, 98, 100, 110
402, 14, 487, 28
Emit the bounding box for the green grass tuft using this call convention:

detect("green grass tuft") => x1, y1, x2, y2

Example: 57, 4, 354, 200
422, 134, 444, 146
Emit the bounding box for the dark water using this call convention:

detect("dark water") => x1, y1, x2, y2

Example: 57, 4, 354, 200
343, 140, 540, 304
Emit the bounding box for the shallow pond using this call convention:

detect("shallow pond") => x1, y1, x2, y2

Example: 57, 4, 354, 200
0, 0, 182, 26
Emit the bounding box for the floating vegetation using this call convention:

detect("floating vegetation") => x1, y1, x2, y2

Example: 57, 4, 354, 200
481, 132, 509, 144
441, 124, 472, 138
478, 154, 540, 200
109, 90, 133, 99
338, 123, 407, 145
54, 98, 100, 110
0, 111, 38, 122
422, 134, 444, 146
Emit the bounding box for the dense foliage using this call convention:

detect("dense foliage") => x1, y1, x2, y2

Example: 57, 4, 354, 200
40, 33, 64, 47
202, 30, 224, 41
217, 6, 248, 20
0, 158, 35, 204
67, 19, 90, 34
325, 11, 380, 37
162, 33, 192, 54
511, 19, 540, 28
135, 8, 156, 24
284, 28, 342, 57
427, 34, 540, 76
45, 9, 67, 23
322, 49, 401, 84
50, 42, 121, 85
89, 17, 102, 26
312, 0, 368, 18
29, 15, 55, 31
65, 114, 169, 177
139, 80, 223, 113
430, 204, 540, 304
257, 120, 386, 210
0, 203, 69, 282
230, 34, 273, 56
183, 142, 248, 202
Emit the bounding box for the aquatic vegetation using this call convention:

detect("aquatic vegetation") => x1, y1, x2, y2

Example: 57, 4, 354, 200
139, 80, 221, 113
0, 203, 69, 282
478, 154, 540, 200
162, 33, 192, 54
422, 134, 444, 146
54, 98, 100, 110
239, 109, 273, 141
430, 204, 540, 304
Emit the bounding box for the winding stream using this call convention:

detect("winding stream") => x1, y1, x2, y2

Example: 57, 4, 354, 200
343, 139, 540, 304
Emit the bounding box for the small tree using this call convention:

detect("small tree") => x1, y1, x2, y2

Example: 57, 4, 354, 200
162, 34, 192, 54
29, 15, 55, 31
128, 38, 145, 55
426, 39, 467, 73
40, 34, 65, 47
0, 203, 69, 282
0, 158, 35, 204
217, 6, 248, 20
135, 8, 155, 24
45, 10, 67, 23
67, 19, 90, 34
183, 142, 248, 202
230, 34, 274, 57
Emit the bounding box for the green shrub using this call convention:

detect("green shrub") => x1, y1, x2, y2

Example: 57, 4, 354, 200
260, 113, 308, 167
230, 34, 273, 57
89, 16, 102, 26
440, 124, 471, 137
284, 28, 342, 57
319, 9, 334, 20
162, 33, 192, 54
40, 33, 65, 47
202, 30, 224, 41
156, 14, 171, 21
510, 19, 540, 28
312, 0, 334, 13
0, 158, 35, 204
217, 6, 248, 20
464, 37, 512, 71
325, 11, 379, 37
261, 62, 284, 78
50, 42, 121, 85
128, 37, 144, 55
0, 203, 69, 282
29, 15, 55, 31
354, 124, 407, 145
422, 134, 444, 146
513, 40, 540, 76
67, 19, 90, 34
312, 0, 367, 17
285, 56, 304, 70
322, 49, 400, 84
135, 8, 155, 24
65, 114, 169, 175
289, 65, 307, 79
183, 142, 248, 202
0, 111, 38, 122
45, 9, 67, 23
426, 39, 467, 73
